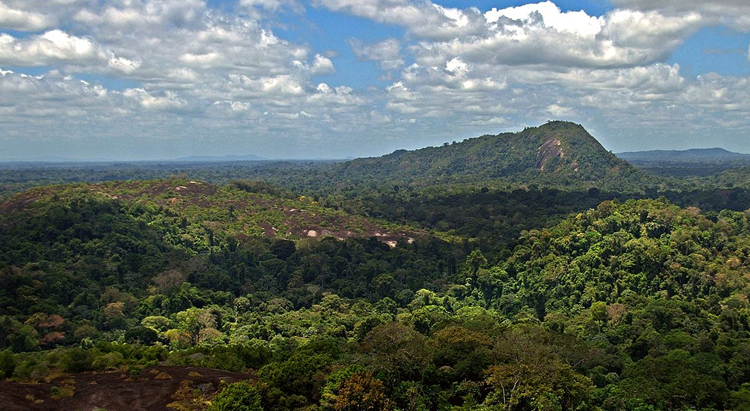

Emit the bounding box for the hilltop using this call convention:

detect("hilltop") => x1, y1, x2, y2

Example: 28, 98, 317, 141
264, 121, 654, 194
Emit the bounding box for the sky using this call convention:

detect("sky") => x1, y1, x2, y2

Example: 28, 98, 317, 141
1, 0, 750, 160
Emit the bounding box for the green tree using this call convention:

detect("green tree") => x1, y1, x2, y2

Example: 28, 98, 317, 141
125, 326, 158, 345
208, 381, 263, 411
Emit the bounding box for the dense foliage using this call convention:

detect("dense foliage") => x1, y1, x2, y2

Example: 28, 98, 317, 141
3, 122, 750, 410
2, 178, 750, 410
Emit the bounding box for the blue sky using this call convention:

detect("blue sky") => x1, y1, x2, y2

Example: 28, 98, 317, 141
1, 0, 750, 160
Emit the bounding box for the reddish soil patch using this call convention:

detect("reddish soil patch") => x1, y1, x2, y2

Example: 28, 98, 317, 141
0, 365, 253, 411
257, 222, 277, 237
0, 190, 43, 214
94, 181, 218, 205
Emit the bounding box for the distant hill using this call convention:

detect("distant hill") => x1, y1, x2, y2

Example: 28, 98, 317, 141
174, 154, 267, 162
618, 148, 750, 163
0, 122, 657, 200
310, 121, 651, 192
616, 148, 750, 179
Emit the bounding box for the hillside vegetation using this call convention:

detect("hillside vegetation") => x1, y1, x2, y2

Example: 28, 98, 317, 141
3, 185, 750, 409
2, 123, 750, 411
263, 121, 653, 195
343, 122, 637, 183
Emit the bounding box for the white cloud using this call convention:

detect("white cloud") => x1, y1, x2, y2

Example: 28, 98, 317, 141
349, 38, 403, 70
516, 64, 686, 94
311, 54, 335, 75
0, 1, 320, 86
2, 0, 750, 159
107, 53, 141, 74
308, 83, 361, 107
0, 29, 143, 75
179, 52, 223, 67
611, 0, 750, 30
313, 0, 485, 40
230, 74, 305, 96
0, 30, 105, 65
418, 4, 702, 71
601, 9, 701, 52
547, 103, 575, 117
123, 88, 187, 110
612, 0, 750, 14
485, 1, 602, 37
230, 101, 251, 112
319, 1, 704, 69
0, 69, 119, 119
445, 57, 469, 77
0, 1, 54, 31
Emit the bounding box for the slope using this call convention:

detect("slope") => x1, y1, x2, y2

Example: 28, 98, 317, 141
275, 121, 653, 193
0, 179, 414, 249
492, 199, 750, 318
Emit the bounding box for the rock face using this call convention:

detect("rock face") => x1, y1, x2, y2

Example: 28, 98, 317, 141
523, 121, 620, 177
537, 137, 565, 172
0, 366, 252, 411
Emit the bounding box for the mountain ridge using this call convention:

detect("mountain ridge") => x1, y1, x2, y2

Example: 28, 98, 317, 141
618, 147, 750, 163
174, 154, 267, 162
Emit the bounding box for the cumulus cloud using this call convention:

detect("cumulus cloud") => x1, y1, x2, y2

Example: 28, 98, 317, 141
230, 74, 305, 96
0, 0, 376, 155
0, 31, 100, 65
2, 0, 750, 159
311, 54, 335, 75
611, 0, 750, 30
312, 0, 749, 147
0, 1, 54, 31
0, 0, 325, 87
485, 1, 602, 37
349, 38, 403, 70
0, 30, 141, 75
0, 69, 120, 120
412, 3, 702, 71
123, 88, 188, 111
317, 1, 705, 70
313, 0, 485, 40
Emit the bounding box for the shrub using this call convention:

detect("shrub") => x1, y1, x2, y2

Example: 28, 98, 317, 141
58, 348, 94, 373
208, 381, 263, 411
125, 327, 158, 345
0, 350, 18, 378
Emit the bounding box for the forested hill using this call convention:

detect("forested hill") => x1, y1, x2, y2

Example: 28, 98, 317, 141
291, 121, 654, 193
0, 179, 416, 248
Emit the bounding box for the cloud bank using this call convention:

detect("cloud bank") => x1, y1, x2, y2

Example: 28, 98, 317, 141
1, 0, 750, 159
